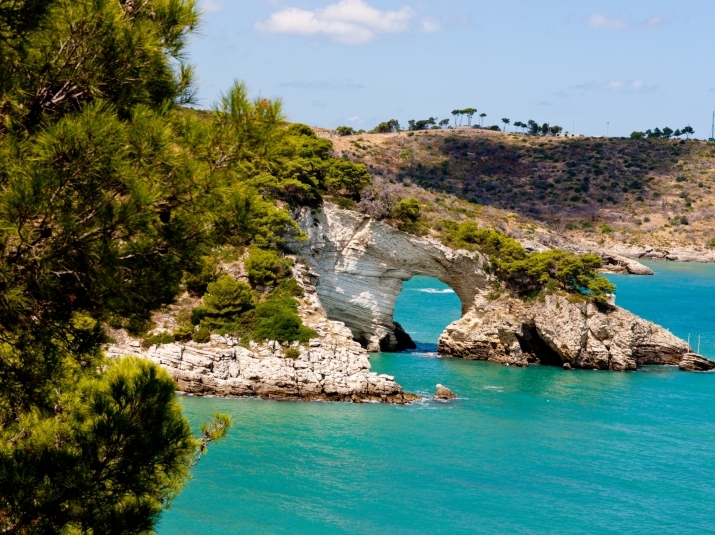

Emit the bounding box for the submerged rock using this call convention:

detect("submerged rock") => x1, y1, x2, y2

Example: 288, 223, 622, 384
435, 384, 458, 399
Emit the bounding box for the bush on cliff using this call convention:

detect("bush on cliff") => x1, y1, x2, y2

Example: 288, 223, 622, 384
392, 198, 428, 234
184, 255, 221, 295
192, 276, 314, 343
437, 219, 615, 302
203, 276, 256, 319
245, 246, 293, 287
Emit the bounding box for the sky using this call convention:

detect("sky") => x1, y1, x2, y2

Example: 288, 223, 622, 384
187, 0, 715, 138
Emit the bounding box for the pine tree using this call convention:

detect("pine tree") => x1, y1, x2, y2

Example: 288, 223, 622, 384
0, 1, 230, 531
0, 2, 373, 530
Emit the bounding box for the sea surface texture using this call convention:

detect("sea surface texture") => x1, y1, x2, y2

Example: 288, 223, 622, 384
159, 262, 715, 534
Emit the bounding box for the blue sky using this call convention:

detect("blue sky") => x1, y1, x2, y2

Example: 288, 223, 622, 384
188, 0, 715, 137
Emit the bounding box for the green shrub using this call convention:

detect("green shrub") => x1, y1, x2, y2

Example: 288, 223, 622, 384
498, 250, 615, 302
245, 246, 293, 287
325, 159, 371, 198
708, 238, 715, 248
437, 220, 615, 303
270, 278, 304, 298
251, 289, 316, 343
392, 198, 421, 222
203, 276, 254, 318
284, 347, 301, 359
252, 305, 316, 343
172, 323, 195, 342
438, 220, 525, 263
141, 332, 175, 349
193, 327, 211, 343
333, 196, 357, 210
191, 306, 207, 325
183, 255, 220, 295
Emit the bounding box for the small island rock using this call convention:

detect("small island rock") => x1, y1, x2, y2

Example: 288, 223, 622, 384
435, 384, 458, 399
679, 353, 715, 372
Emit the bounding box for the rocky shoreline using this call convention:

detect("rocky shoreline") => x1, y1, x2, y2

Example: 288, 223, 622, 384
106, 204, 714, 405
106, 264, 418, 404
438, 291, 715, 372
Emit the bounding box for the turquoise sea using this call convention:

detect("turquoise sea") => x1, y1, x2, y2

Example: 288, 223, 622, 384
159, 261, 715, 535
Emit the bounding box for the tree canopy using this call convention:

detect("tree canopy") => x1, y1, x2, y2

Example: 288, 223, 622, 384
0, 0, 368, 531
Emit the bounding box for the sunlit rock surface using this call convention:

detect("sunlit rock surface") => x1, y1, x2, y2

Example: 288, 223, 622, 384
438, 292, 715, 372
290, 203, 490, 350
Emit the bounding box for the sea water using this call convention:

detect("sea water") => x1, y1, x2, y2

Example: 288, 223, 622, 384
158, 262, 715, 535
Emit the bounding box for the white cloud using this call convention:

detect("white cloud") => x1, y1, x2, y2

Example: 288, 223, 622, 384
255, 0, 416, 44
280, 79, 364, 90
641, 14, 672, 29
588, 12, 629, 30
575, 78, 657, 93
421, 17, 441, 33
202, 0, 223, 13
587, 11, 673, 31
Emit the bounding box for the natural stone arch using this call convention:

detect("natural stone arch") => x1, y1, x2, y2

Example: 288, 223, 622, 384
290, 204, 491, 351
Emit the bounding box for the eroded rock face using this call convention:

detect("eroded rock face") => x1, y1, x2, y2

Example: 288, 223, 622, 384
438, 292, 715, 371
290, 204, 490, 350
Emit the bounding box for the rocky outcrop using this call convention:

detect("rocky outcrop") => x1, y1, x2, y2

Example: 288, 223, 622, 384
438, 292, 715, 371
289, 204, 490, 350
434, 384, 458, 399
679, 353, 715, 372
600, 253, 654, 275
107, 334, 416, 402
106, 264, 418, 403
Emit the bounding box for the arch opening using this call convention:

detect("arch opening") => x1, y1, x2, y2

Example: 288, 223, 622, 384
392, 276, 463, 353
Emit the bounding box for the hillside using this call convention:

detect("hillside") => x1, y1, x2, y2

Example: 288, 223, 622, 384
324, 128, 715, 256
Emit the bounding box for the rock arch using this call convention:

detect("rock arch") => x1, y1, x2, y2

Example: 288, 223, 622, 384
290, 204, 490, 351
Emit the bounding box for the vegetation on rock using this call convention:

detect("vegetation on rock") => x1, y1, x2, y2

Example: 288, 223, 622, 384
438, 220, 615, 302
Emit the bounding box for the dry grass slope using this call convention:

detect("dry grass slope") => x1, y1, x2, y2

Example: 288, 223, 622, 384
326, 128, 715, 252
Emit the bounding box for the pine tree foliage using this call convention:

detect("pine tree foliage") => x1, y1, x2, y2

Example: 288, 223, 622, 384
0, 0, 373, 529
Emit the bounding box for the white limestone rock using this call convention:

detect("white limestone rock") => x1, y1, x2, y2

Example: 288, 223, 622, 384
289, 203, 491, 350
438, 292, 712, 371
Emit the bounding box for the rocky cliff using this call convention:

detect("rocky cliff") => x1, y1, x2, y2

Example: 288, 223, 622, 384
107, 204, 713, 405
438, 292, 715, 371
106, 264, 417, 403
289, 204, 490, 350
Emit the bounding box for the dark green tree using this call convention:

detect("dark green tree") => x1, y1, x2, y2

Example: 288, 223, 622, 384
501, 118, 510, 131
463, 108, 477, 126
369, 119, 400, 133
451, 109, 461, 126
